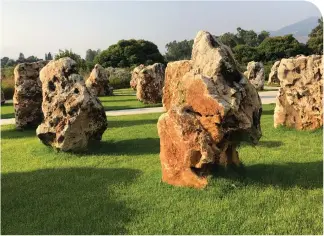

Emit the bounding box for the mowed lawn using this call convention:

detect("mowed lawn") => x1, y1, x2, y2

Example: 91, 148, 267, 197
1, 104, 322, 234
0, 88, 161, 119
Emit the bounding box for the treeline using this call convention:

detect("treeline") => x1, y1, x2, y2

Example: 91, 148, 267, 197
1, 18, 322, 75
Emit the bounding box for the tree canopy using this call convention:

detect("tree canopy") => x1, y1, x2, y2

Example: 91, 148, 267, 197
55, 49, 86, 70
307, 18, 323, 55
164, 39, 194, 62
94, 39, 165, 68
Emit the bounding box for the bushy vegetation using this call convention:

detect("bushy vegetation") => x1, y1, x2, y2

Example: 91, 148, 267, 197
307, 18, 323, 54
94, 39, 165, 68
106, 67, 131, 89
1, 66, 15, 99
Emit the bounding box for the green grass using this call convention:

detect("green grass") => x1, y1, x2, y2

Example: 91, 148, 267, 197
0, 88, 161, 119
1, 104, 322, 234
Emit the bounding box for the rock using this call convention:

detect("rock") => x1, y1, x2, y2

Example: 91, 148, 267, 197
13, 61, 49, 129
1, 88, 5, 105
36, 57, 108, 152
274, 55, 323, 130
158, 31, 262, 188
136, 63, 165, 104
130, 64, 145, 90
244, 61, 265, 90
268, 60, 280, 84
86, 64, 113, 96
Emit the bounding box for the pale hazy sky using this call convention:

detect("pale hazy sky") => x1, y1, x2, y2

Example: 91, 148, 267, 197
1, 1, 321, 59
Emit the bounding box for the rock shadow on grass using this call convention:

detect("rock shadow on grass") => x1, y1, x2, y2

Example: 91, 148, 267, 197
1, 167, 141, 234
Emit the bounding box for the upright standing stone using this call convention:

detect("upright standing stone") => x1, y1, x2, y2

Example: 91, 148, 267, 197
36, 57, 108, 152
158, 31, 262, 188
274, 55, 323, 130
136, 63, 165, 104
244, 61, 265, 90
268, 60, 281, 84
86, 64, 113, 96
130, 64, 144, 90
13, 61, 49, 128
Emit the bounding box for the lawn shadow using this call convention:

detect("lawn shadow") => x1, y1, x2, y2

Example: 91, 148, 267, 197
261, 109, 274, 115
1, 102, 15, 119
258, 140, 283, 148
1, 167, 141, 234
86, 138, 160, 156
213, 161, 322, 189
1, 127, 36, 139
108, 119, 158, 128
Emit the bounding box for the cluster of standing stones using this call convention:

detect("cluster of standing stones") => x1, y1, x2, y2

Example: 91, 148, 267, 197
9, 30, 323, 188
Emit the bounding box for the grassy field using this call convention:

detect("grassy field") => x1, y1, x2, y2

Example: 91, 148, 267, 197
0, 88, 161, 119
1, 104, 322, 234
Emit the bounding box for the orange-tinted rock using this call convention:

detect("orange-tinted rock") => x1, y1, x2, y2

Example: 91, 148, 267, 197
136, 63, 165, 104
36, 58, 108, 152
13, 61, 49, 128
158, 31, 262, 188
274, 55, 323, 130
130, 64, 144, 90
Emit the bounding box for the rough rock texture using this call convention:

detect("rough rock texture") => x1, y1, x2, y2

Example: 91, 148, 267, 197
86, 64, 113, 96
13, 61, 49, 128
244, 61, 265, 90
158, 31, 262, 188
130, 64, 144, 90
136, 63, 165, 104
36, 58, 108, 152
274, 55, 323, 130
268, 60, 281, 84
1, 89, 5, 105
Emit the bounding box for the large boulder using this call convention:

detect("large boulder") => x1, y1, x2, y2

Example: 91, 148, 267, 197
130, 64, 144, 90
1, 88, 5, 105
86, 64, 113, 96
13, 61, 49, 129
244, 61, 265, 90
274, 55, 323, 130
136, 63, 165, 104
158, 31, 262, 188
268, 60, 281, 84
36, 58, 108, 152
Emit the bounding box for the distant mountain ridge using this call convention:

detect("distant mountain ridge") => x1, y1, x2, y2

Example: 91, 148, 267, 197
269, 16, 320, 43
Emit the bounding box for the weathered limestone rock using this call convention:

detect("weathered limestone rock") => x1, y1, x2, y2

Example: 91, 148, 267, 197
244, 61, 265, 90
136, 63, 165, 104
158, 31, 262, 188
86, 64, 113, 96
36, 58, 108, 152
274, 55, 323, 130
13, 61, 49, 128
1, 89, 5, 105
130, 64, 144, 90
268, 60, 281, 84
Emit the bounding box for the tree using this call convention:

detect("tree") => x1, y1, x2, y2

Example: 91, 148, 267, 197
307, 18, 323, 54
6, 59, 16, 67
55, 49, 85, 70
164, 39, 194, 62
26, 56, 41, 63
16, 53, 25, 63
47, 52, 53, 60
257, 30, 270, 44
232, 44, 260, 65
236, 27, 259, 47
85, 49, 100, 62
257, 34, 307, 61
95, 39, 165, 68
217, 33, 240, 48
1, 57, 9, 67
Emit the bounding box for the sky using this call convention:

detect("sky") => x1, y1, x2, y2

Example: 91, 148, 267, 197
1, 1, 322, 60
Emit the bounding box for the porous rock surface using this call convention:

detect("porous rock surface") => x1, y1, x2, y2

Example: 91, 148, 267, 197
130, 64, 144, 90
244, 61, 265, 90
36, 57, 108, 152
136, 63, 165, 104
268, 60, 281, 84
274, 55, 323, 130
86, 64, 113, 96
158, 31, 262, 188
13, 61, 49, 128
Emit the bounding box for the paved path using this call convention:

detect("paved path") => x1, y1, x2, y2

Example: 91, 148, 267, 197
0, 90, 278, 126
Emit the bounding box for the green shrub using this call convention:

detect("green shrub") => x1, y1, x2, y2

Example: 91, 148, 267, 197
106, 67, 131, 89
263, 61, 273, 82
1, 67, 15, 99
